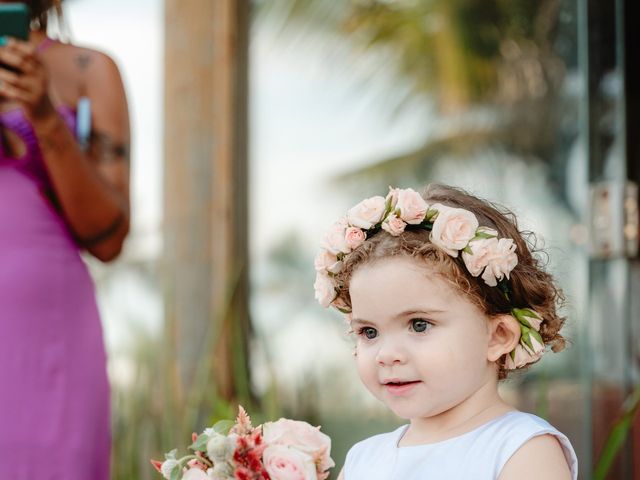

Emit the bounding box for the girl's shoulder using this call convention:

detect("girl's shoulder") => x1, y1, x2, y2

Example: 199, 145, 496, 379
343, 412, 578, 480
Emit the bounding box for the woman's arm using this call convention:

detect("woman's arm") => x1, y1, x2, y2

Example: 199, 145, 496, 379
0, 38, 130, 262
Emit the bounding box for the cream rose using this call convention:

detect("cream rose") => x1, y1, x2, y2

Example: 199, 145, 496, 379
395, 188, 429, 225
346, 196, 386, 229
480, 238, 518, 287
263, 445, 318, 480
386, 187, 399, 210
344, 227, 366, 249
461, 237, 497, 277
182, 468, 209, 480
430, 204, 479, 256
263, 419, 334, 476
314, 249, 343, 275
320, 218, 350, 255
524, 332, 545, 356
381, 215, 406, 236
509, 344, 539, 369
517, 309, 543, 331
314, 273, 336, 308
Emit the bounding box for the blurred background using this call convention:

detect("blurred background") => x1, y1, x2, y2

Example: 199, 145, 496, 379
61, 0, 638, 478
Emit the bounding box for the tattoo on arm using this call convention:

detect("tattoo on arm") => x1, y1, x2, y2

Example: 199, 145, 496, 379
76, 54, 92, 71
89, 130, 131, 164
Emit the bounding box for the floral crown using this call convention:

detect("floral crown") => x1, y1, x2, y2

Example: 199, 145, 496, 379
314, 187, 546, 370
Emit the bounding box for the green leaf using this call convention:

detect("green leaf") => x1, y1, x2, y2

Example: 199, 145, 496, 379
472, 231, 495, 240
165, 449, 178, 460
170, 463, 183, 480
529, 329, 543, 345
462, 245, 473, 255
594, 384, 640, 479
190, 433, 210, 452
426, 208, 438, 221
212, 419, 235, 435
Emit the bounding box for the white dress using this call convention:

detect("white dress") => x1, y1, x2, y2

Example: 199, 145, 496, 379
343, 411, 578, 479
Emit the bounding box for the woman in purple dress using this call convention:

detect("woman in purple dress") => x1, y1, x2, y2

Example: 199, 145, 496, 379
0, 2, 130, 478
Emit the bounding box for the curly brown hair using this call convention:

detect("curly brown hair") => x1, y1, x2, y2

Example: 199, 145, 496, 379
333, 184, 567, 380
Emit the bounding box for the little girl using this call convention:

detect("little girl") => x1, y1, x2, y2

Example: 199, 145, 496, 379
314, 184, 578, 480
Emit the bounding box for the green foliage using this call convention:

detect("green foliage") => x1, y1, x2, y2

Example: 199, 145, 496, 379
593, 384, 640, 480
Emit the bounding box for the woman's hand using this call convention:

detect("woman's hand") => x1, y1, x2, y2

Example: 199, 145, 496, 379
0, 37, 56, 120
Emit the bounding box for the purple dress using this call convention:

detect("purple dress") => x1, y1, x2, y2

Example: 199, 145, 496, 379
0, 106, 110, 479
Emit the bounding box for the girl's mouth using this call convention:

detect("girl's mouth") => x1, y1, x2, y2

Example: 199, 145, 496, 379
384, 380, 421, 396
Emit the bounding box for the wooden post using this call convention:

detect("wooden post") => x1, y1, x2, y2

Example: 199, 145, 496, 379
163, 0, 250, 402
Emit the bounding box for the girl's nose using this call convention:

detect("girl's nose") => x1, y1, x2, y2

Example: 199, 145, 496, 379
375, 337, 407, 366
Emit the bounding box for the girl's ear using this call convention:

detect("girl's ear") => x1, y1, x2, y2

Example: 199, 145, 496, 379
486, 314, 521, 362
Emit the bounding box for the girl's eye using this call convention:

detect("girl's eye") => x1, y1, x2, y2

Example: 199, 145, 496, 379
358, 327, 378, 340
411, 319, 432, 333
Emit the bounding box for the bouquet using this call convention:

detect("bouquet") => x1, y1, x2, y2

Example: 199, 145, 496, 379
151, 406, 335, 480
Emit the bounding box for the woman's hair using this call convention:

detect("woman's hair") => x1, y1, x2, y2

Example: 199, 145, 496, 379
334, 183, 566, 380
26, 0, 64, 32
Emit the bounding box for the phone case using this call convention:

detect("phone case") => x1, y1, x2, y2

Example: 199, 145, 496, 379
0, 3, 30, 42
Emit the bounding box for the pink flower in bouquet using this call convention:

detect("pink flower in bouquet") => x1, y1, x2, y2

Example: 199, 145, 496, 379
262, 419, 334, 478
233, 428, 269, 480
263, 445, 317, 480
183, 469, 210, 480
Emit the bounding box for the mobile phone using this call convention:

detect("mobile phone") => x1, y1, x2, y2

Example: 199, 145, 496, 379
0, 3, 29, 43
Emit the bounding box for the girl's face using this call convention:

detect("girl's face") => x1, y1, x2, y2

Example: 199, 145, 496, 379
349, 255, 497, 420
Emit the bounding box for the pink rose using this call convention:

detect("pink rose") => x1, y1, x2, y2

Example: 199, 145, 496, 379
395, 188, 429, 225
480, 238, 518, 287
346, 196, 386, 229
314, 273, 336, 308
321, 218, 350, 255
263, 445, 317, 480
344, 227, 366, 249
429, 204, 479, 257
314, 249, 343, 275
263, 419, 334, 477
381, 214, 406, 236
462, 237, 497, 277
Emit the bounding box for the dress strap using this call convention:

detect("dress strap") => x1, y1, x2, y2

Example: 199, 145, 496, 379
36, 37, 57, 53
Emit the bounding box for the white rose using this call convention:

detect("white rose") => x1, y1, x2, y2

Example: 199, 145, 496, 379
320, 218, 350, 255
517, 309, 543, 331
183, 469, 210, 480
480, 238, 518, 287
462, 237, 497, 277
510, 344, 539, 368
263, 445, 318, 480
381, 214, 406, 236
314, 273, 336, 308
430, 204, 479, 257
209, 462, 234, 479
314, 249, 343, 274
395, 188, 429, 225
523, 332, 545, 356
385, 187, 399, 210
346, 196, 386, 229
161, 459, 180, 479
